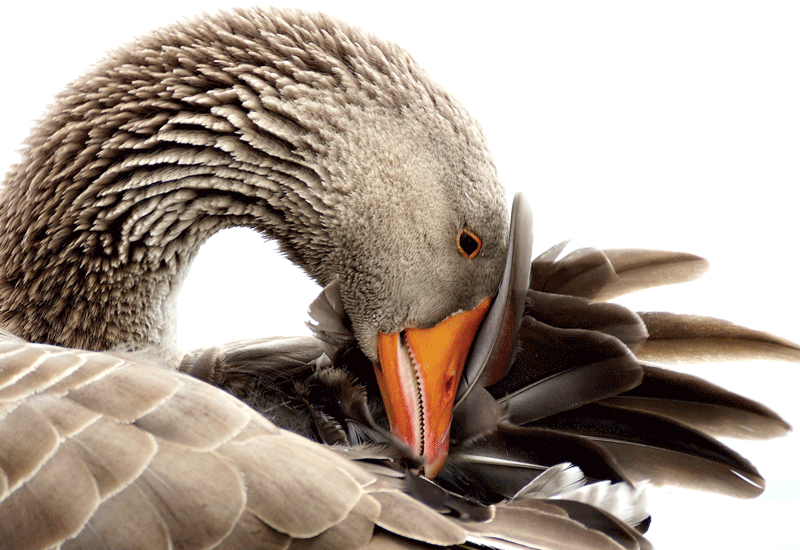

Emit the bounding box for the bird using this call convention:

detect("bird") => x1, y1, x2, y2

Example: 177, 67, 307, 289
0, 7, 794, 550
0, 4, 512, 477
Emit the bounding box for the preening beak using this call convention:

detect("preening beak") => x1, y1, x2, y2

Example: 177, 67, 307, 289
374, 297, 492, 477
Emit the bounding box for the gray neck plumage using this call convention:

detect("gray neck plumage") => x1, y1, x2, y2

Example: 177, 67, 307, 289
0, 9, 447, 363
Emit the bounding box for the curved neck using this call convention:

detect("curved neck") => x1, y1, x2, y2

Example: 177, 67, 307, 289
0, 143, 331, 363
0, 11, 377, 360
0, 9, 490, 364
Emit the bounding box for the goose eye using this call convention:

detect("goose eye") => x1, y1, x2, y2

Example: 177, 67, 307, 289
457, 229, 481, 259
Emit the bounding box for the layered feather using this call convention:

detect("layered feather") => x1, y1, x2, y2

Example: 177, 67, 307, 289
292, 217, 794, 530
0, 332, 661, 550
1, 235, 791, 549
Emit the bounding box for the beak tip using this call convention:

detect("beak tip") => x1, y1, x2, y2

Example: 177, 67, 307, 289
377, 297, 493, 480
423, 453, 448, 478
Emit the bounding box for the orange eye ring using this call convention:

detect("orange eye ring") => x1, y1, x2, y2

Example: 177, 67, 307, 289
457, 228, 481, 259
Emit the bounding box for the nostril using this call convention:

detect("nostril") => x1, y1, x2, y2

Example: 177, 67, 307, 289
443, 374, 455, 395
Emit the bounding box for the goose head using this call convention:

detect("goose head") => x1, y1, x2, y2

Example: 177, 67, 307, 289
0, 8, 508, 476
314, 101, 508, 475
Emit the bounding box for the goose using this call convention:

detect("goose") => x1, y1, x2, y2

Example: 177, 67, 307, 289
0, 7, 795, 550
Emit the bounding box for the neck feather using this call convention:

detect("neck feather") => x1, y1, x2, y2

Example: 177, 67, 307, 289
0, 8, 414, 361
0, 8, 481, 363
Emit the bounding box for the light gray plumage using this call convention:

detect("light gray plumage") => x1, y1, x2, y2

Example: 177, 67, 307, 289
0, 326, 647, 550
0, 7, 507, 367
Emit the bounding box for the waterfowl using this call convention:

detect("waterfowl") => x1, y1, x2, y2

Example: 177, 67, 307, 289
0, 7, 795, 550
0, 5, 511, 478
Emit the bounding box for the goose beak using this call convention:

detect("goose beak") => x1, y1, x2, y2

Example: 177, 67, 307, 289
374, 296, 493, 477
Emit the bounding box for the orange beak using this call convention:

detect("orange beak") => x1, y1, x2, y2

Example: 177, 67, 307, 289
374, 296, 492, 477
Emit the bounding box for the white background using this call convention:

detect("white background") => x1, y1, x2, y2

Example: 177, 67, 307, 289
2, 2, 798, 548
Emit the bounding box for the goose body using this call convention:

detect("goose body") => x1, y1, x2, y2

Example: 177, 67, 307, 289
1, 6, 797, 550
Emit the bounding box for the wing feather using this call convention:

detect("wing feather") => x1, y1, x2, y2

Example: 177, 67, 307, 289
604, 364, 790, 439
595, 249, 709, 300
638, 312, 800, 364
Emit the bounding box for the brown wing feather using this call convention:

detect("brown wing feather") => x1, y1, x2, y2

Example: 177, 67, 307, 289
637, 311, 800, 364
604, 364, 790, 439
596, 249, 709, 300
0, 338, 377, 548
2, 335, 634, 550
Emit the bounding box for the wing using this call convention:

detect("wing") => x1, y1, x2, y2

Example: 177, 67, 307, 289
0, 333, 651, 550
447, 242, 796, 501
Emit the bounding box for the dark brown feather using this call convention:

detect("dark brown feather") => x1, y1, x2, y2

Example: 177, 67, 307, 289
489, 317, 643, 423
530, 403, 765, 497
525, 290, 648, 349
530, 245, 617, 299
603, 364, 791, 439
